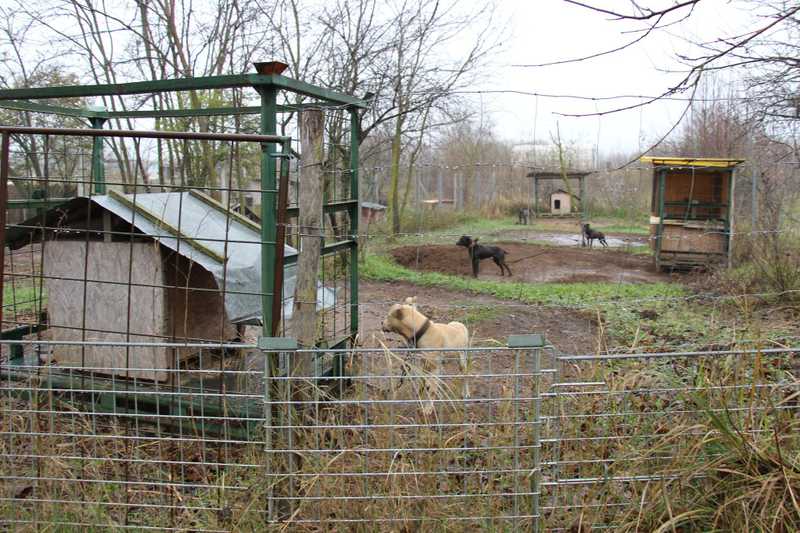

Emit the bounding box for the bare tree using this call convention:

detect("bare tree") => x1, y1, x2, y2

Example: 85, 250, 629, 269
550, 1, 800, 119
292, 110, 325, 378
3, 0, 268, 190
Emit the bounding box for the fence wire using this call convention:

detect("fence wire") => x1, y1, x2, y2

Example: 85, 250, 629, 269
2, 340, 797, 531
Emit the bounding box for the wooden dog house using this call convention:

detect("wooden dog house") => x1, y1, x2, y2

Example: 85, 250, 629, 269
6, 191, 335, 382
642, 157, 743, 270
549, 189, 572, 215
360, 201, 386, 224
526, 170, 592, 218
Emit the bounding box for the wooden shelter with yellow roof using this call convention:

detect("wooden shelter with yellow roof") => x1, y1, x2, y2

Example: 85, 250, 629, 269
642, 157, 744, 270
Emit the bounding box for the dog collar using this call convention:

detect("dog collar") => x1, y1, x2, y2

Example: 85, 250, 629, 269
407, 318, 432, 348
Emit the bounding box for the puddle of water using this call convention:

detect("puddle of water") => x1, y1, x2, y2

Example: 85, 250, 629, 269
534, 232, 645, 248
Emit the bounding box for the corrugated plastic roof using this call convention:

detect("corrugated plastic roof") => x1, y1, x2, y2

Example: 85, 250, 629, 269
22, 191, 335, 325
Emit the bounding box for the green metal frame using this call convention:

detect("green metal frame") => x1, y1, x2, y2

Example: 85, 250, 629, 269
0, 74, 367, 108
0, 70, 366, 436
0, 70, 366, 345
655, 168, 666, 269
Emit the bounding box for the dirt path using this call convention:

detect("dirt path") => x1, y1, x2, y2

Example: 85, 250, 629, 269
392, 243, 669, 284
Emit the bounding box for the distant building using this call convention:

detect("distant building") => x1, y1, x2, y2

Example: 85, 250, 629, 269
361, 201, 386, 224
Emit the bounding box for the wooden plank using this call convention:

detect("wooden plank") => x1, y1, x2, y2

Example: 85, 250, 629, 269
660, 225, 727, 254
641, 156, 744, 168
43, 241, 169, 381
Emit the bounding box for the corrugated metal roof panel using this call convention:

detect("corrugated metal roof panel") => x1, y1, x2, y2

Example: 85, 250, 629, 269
35, 191, 334, 325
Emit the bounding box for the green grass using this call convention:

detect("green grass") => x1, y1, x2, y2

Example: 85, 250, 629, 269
595, 223, 649, 235
627, 244, 653, 255
3, 284, 45, 314
362, 254, 683, 308
450, 301, 503, 324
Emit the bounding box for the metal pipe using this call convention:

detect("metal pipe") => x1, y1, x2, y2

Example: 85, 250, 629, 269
258, 87, 278, 336
271, 140, 291, 336
0, 132, 9, 333
531, 345, 542, 533
349, 108, 360, 341
88, 117, 107, 194
0, 125, 288, 143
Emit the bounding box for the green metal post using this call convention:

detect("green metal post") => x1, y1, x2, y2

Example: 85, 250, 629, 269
258, 87, 278, 336
349, 109, 360, 341
89, 117, 107, 194
727, 167, 736, 269
656, 168, 666, 269
508, 334, 545, 533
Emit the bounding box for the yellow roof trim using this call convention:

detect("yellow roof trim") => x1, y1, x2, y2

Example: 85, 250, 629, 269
640, 156, 744, 168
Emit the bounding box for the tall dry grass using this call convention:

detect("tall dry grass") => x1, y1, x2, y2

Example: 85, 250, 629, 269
2, 344, 797, 531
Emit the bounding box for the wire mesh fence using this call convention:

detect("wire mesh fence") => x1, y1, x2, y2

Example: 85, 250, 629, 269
2, 339, 797, 530
1, 340, 269, 531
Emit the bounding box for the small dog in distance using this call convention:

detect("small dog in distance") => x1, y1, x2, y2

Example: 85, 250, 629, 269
582, 223, 608, 248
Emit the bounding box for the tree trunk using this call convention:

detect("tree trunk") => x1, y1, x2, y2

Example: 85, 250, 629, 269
292, 110, 325, 381
388, 115, 404, 235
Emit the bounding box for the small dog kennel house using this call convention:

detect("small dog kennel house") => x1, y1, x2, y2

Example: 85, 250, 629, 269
549, 189, 572, 215
6, 191, 335, 382
526, 170, 592, 218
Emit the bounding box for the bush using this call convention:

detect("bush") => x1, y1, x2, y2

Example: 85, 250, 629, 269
365, 208, 481, 236
727, 227, 800, 302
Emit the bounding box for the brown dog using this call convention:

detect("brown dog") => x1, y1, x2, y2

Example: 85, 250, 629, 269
382, 297, 470, 413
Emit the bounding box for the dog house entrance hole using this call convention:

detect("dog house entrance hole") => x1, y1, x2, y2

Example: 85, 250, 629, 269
554, 199, 561, 209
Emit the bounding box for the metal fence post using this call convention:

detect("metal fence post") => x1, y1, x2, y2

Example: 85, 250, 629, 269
89, 117, 107, 194
508, 334, 545, 533
259, 336, 298, 523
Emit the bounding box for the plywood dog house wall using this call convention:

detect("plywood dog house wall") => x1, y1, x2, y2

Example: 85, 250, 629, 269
8, 191, 335, 382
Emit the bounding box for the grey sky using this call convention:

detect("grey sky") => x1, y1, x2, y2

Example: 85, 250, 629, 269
470, 0, 755, 155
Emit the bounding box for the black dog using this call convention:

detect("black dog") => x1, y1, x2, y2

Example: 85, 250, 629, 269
456, 235, 512, 277
517, 207, 530, 225
582, 223, 608, 248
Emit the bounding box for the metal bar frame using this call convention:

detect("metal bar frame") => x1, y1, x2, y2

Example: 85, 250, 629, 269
0, 125, 289, 342
88, 117, 107, 194
727, 166, 736, 268
0, 74, 367, 109
348, 108, 360, 340
257, 86, 279, 336
655, 168, 666, 269
0, 67, 365, 344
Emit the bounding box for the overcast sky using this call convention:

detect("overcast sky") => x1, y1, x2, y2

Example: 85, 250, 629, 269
468, 0, 755, 155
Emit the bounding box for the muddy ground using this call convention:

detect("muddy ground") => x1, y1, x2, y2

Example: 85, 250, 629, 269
358, 280, 597, 355
356, 279, 598, 400
391, 242, 669, 284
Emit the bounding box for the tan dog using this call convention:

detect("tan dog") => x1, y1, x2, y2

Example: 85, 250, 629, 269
382, 297, 470, 413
